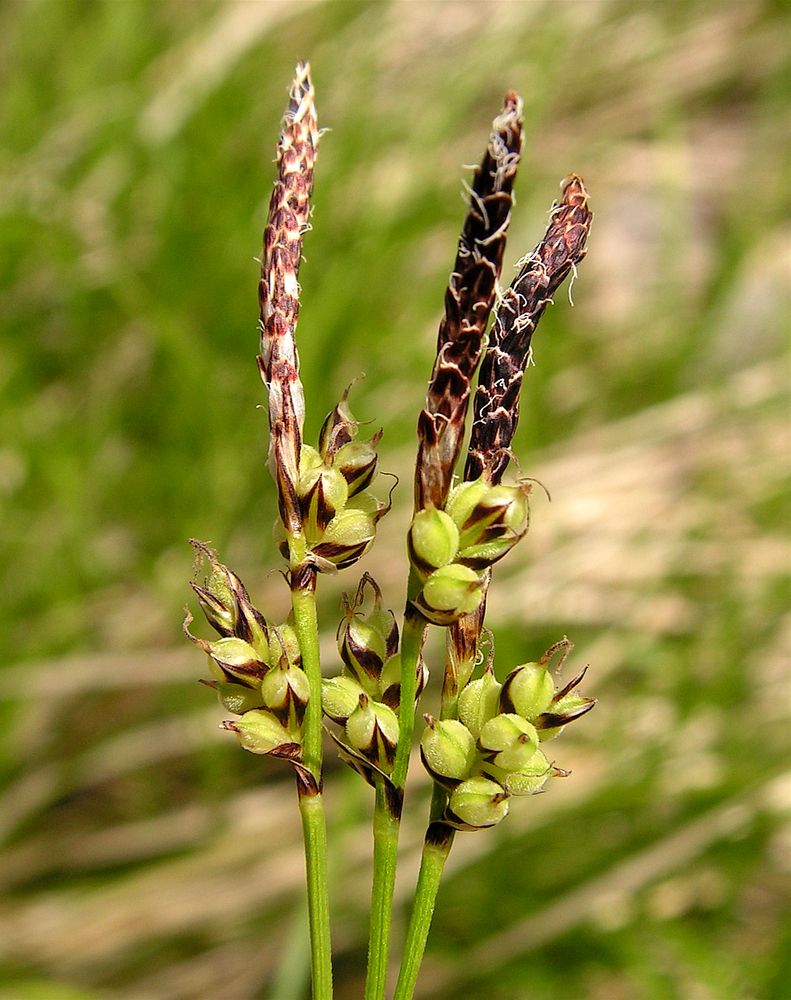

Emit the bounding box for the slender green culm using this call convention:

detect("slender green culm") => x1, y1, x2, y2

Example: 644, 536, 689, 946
364, 569, 425, 1000
291, 561, 334, 998
365, 779, 400, 1000
393, 826, 454, 1000
299, 787, 333, 999
290, 553, 324, 778
393, 572, 427, 788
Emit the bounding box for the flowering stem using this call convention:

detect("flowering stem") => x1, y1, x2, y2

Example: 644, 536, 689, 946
394, 599, 482, 995
365, 777, 399, 1000
364, 568, 426, 1000
392, 824, 454, 1000
297, 791, 333, 1000
290, 560, 323, 777
394, 570, 427, 786
290, 536, 333, 1000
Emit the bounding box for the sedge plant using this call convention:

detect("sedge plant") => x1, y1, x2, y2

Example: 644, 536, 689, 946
184, 63, 594, 1000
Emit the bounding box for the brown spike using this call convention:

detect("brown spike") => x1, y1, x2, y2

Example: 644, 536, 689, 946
415, 93, 524, 511
466, 174, 593, 484
258, 63, 318, 535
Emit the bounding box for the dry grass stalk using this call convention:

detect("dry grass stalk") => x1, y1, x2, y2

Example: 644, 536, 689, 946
257, 62, 319, 536
466, 174, 593, 485
415, 92, 523, 511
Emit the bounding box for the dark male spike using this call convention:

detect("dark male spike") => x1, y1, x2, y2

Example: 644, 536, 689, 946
415, 92, 524, 511
258, 62, 319, 535
465, 174, 592, 485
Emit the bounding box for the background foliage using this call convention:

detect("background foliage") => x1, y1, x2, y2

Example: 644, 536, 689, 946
1, 1, 788, 998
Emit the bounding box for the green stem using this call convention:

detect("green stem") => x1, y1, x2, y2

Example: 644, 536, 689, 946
392, 826, 454, 1000
393, 784, 452, 1000
394, 570, 427, 788
298, 791, 333, 1000
291, 573, 323, 778
364, 778, 400, 1000
364, 568, 426, 1000
394, 622, 479, 996
290, 536, 333, 1000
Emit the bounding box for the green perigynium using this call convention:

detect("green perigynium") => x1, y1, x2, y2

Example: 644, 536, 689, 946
337, 573, 399, 695
457, 663, 502, 739
260, 652, 310, 728
481, 747, 556, 796
447, 776, 510, 829
420, 717, 477, 786
445, 476, 530, 568
223, 709, 297, 756
313, 507, 379, 569
408, 508, 460, 576
299, 450, 350, 539
321, 674, 366, 724
267, 621, 302, 670
478, 713, 540, 772
414, 564, 486, 624
500, 660, 556, 719
536, 687, 596, 739
204, 678, 266, 715
345, 693, 400, 771
334, 439, 381, 495
203, 635, 268, 687
317, 383, 382, 497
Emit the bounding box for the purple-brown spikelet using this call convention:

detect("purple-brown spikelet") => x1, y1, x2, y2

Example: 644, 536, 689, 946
448, 177, 592, 686
257, 62, 319, 537
465, 174, 593, 485
415, 92, 524, 511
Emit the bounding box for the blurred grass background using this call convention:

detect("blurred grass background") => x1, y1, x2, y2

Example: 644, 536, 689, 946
0, 0, 789, 998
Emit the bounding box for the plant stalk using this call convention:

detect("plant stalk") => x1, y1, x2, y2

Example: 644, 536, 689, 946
392, 824, 454, 1000
365, 778, 400, 1000
298, 791, 333, 1000
364, 568, 426, 1000
393, 608, 481, 995
394, 570, 427, 787
290, 536, 333, 1000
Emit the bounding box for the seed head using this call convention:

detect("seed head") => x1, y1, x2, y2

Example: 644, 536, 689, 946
415, 92, 523, 511
258, 62, 319, 536
466, 175, 593, 484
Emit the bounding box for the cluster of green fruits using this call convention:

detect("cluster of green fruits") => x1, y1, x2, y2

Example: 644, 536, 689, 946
184, 542, 310, 759
275, 388, 389, 570
319, 575, 423, 781
408, 476, 530, 624
420, 640, 594, 829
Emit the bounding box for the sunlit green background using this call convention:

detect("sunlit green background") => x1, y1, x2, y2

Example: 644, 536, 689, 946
1, 1, 789, 998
